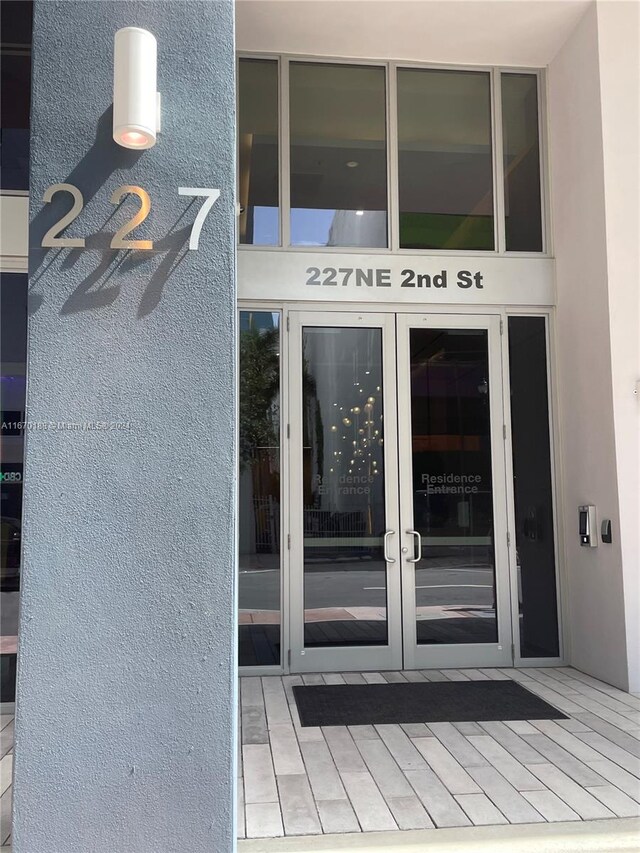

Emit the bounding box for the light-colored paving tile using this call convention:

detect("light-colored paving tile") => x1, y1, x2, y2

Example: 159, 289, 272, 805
525, 763, 616, 819
300, 740, 346, 801
245, 802, 284, 838
401, 723, 430, 737
574, 730, 640, 775
381, 671, 408, 683
531, 719, 611, 764
585, 785, 640, 817
420, 670, 450, 681
467, 735, 546, 791
467, 765, 546, 823
339, 770, 397, 831
521, 789, 581, 822
241, 705, 268, 745
322, 673, 345, 685
587, 759, 640, 802
316, 798, 360, 834
0, 788, 12, 846
342, 673, 366, 684
0, 723, 14, 761
348, 725, 379, 741
405, 767, 472, 828
504, 720, 538, 735
478, 668, 510, 680
387, 795, 434, 829
243, 743, 278, 804
0, 755, 12, 798
413, 737, 481, 795
290, 703, 323, 743
520, 680, 584, 714
323, 726, 367, 773
302, 674, 325, 686
557, 668, 640, 712
556, 717, 592, 733
440, 669, 471, 681
426, 722, 488, 767
282, 675, 303, 705
478, 721, 547, 764
362, 672, 386, 684
269, 723, 304, 776
242, 677, 264, 708
460, 669, 491, 680
237, 777, 245, 839
376, 724, 427, 771
521, 732, 609, 786
455, 792, 508, 825
569, 694, 640, 730
402, 670, 427, 682
277, 773, 322, 835
572, 711, 640, 754
453, 721, 484, 736
262, 677, 292, 726
356, 738, 414, 798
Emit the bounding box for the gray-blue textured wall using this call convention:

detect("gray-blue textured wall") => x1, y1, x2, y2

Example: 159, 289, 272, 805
13, 2, 237, 851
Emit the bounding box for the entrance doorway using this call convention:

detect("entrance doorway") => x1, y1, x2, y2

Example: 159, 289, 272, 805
288, 311, 512, 673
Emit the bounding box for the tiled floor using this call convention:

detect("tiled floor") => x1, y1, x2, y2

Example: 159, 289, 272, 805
238, 667, 640, 839
2, 667, 639, 846
0, 714, 13, 848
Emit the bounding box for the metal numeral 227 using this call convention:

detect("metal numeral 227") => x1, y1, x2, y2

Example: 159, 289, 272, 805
41, 183, 221, 251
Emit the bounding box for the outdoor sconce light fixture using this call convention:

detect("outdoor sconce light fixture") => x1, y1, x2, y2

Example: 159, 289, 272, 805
113, 27, 161, 149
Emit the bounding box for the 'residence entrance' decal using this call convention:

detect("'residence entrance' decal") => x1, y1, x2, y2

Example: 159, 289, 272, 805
239, 250, 555, 305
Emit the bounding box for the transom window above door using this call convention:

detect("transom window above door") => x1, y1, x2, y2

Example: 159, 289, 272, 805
238, 57, 546, 254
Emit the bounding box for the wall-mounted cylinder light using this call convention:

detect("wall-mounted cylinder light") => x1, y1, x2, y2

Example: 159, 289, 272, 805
113, 27, 161, 150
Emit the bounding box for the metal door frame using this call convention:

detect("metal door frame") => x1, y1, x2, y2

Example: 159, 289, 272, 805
395, 312, 513, 669
288, 310, 403, 673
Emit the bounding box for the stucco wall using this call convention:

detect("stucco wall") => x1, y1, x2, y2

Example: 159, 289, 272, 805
12, 2, 237, 851
596, 0, 640, 694
548, 2, 630, 690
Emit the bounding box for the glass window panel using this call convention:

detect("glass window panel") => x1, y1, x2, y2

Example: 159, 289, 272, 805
290, 63, 388, 248
502, 74, 543, 252
1, 273, 28, 700
238, 311, 281, 665
508, 317, 559, 657
238, 59, 279, 245
398, 69, 494, 251
1, 2, 33, 191
302, 327, 388, 646
409, 328, 498, 644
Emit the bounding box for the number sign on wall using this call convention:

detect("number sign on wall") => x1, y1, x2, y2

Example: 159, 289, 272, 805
40, 183, 220, 250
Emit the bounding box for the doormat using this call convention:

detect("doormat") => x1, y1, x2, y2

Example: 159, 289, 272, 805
292, 680, 568, 727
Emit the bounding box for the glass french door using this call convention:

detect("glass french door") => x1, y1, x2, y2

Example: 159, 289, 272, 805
396, 314, 512, 669
288, 311, 512, 672
288, 312, 403, 672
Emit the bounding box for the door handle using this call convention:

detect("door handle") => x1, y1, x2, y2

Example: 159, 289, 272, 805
406, 529, 422, 563
383, 530, 396, 563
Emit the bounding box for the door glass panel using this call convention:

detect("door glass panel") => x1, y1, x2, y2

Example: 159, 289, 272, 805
290, 63, 388, 248
508, 317, 559, 657
238, 311, 281, 666
397, 69, 494, 250
302, 327, 388, 647
409, 328, 498, 644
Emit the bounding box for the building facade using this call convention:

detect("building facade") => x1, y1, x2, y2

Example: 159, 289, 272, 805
0, 1, 638, 851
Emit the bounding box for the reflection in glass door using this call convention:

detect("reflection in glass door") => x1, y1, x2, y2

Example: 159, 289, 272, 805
397, 315, 512, 669
289, 313, 402, 673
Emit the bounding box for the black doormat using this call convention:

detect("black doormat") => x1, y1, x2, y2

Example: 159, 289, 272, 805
292, 680, 568, 727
